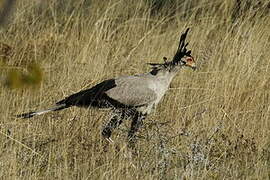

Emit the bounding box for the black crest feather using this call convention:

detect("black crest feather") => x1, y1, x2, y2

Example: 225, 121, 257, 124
148, 28, 192, 68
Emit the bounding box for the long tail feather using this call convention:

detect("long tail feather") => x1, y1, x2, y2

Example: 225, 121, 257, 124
16, 104, 67, 119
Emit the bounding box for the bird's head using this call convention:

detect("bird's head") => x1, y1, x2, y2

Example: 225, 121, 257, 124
148, 28, 196, 74
180, 55, 196, 70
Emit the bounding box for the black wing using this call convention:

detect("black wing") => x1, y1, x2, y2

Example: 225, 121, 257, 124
56, 79, 132, 109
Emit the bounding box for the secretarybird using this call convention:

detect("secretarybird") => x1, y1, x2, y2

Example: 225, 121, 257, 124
17, 28, 196, 145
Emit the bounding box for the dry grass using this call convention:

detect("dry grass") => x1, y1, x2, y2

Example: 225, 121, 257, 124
0, 0, 270, 179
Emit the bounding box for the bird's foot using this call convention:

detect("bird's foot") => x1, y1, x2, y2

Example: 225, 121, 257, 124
102, 128, 114, 144
105, 137, 114, 143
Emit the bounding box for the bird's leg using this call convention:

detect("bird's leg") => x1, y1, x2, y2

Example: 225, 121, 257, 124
101, 111, 124, 141
127, 112, 146, 148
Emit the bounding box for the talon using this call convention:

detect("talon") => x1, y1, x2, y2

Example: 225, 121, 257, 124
105, 137, 114, 143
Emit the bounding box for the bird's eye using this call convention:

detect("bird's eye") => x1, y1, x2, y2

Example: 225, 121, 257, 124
186, 57, 193, 62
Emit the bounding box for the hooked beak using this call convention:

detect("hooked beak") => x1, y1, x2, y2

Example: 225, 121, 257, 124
186, 61, 196, 71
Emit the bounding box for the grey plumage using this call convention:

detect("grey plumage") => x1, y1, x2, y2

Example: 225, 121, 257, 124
16, 28, 196, 145
107, 75, 157, 108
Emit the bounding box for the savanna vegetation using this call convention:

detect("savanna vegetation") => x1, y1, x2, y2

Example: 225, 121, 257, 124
0, 0, 270, 179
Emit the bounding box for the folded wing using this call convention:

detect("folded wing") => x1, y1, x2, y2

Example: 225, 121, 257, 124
56, 76, 157, 109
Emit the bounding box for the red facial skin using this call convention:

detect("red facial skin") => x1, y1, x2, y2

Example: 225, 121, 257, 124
185, 56, 196, 69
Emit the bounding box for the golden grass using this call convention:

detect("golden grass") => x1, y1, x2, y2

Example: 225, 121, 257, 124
0, 0, 270, 179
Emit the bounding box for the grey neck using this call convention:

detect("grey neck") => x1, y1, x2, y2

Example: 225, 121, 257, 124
149, 65, 182, 85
